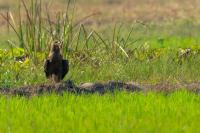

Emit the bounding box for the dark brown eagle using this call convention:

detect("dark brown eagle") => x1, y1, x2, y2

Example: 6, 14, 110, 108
44, 41, 69, 83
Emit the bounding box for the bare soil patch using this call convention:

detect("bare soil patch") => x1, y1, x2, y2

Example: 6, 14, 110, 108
0, 80, 200, 96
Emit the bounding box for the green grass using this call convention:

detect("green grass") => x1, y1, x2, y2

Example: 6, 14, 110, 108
0, 91, 199, 133
1, 44, 200, 88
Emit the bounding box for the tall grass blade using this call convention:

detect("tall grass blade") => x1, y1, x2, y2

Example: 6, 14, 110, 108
93, 31, 109, 49
124, 26, 134, 48
0, 13, 20, 40
115, 41, 129, 58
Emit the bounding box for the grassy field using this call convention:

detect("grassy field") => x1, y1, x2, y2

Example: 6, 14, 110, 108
0, 91, 200, 133
0, 0, 200, 132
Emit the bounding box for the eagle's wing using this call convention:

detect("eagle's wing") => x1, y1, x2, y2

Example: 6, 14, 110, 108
44, 59, 51, 78
62, 59, 69, 79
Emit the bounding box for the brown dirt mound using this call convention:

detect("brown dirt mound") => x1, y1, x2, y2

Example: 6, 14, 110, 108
0, 80, 200, 96
143, 82, 200, 94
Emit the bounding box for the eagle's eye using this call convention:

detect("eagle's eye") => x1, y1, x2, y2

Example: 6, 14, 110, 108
52, 44, 60, 52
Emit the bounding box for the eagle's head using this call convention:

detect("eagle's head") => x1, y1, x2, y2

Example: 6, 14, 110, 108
51, 40, 61, 53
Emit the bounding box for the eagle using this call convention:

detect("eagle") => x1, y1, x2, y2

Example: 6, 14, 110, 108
44, 41, 69, 83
